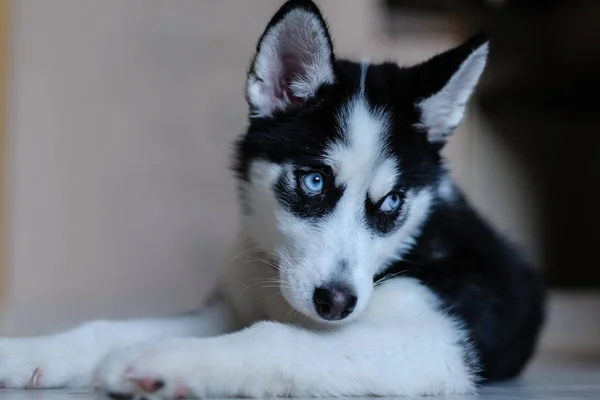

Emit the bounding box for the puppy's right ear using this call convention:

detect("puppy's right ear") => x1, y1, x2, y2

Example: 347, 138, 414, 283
246, 0, 335, 118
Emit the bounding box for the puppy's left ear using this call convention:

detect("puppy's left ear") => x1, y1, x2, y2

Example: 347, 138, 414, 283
411, 35, 489, 143
246, 0, 335, 118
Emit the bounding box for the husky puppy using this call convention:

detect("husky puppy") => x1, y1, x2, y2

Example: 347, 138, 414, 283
0, 1, 544, 398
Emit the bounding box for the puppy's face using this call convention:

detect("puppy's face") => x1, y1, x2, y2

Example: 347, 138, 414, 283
234, 0, 488, 323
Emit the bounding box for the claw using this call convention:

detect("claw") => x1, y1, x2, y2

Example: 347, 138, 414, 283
28, 368, 42, 388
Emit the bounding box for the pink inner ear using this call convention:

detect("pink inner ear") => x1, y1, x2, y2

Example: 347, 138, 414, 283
280, 52, 306, 106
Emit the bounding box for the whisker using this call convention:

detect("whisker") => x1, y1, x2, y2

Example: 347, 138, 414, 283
238, 281, 270, 297
259, 284, 292, 289
258, 290, 284, 307
239, 279, 285, 296
399, 258, 428, 268
374, 270, 409, 287
231, 247, 263, 261
246, 258, 282, 271
239, 277, 292, 297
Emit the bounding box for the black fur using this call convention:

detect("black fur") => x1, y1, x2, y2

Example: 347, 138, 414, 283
375, 192, 545, 382
235, 0, 544, 384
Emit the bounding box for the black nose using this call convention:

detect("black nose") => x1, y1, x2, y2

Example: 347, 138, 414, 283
313, 285, 357, 321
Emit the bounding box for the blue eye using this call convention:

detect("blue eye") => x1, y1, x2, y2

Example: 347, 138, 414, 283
380, 192, 402, 213
301, 172, 324, 195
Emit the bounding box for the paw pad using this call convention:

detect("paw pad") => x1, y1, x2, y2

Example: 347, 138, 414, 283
134, 378, 165, 393
173, 385, 190, 399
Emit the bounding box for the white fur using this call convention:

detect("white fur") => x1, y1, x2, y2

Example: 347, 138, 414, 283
0, 262, 475, 398
92, 279, 475, 398
326, 64, 398, 203
0, 302, 236, 388
370, 157, 400, 202
247, 9, 334, 118
234, 86, 433, 325
326, 99, 391, 187
417, 43, 488, 142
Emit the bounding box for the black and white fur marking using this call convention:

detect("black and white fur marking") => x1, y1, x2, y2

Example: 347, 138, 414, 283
0, 1, 544, 398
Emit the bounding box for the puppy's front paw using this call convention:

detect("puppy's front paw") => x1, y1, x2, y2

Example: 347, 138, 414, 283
0, 337, 85, 388
94, 341, 204, 400
95, 335, 289, 399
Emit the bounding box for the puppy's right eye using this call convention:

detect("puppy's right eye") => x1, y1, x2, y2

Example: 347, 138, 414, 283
301, 172, 324, 195
379, 192, 403, 213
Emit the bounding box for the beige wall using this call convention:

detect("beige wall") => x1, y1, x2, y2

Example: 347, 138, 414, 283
2, 0, 537, 336
0, 0, 6, 315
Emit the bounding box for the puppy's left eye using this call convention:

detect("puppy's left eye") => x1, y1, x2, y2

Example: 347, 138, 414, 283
301, 171, 324, 195
380, 192, 403, 213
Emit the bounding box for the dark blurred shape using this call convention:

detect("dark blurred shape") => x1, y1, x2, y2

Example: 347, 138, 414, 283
384, 0, 486, 13
382, 0, 600, 288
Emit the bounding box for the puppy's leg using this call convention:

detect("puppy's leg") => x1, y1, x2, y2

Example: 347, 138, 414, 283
0, 298, 237, 389
96, 279, 478, 398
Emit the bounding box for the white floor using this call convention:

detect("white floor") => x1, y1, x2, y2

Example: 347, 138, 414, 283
479, 355, 600, 399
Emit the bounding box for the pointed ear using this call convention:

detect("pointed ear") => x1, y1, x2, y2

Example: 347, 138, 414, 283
412, 35, 489, 143
246, 0, 335, 118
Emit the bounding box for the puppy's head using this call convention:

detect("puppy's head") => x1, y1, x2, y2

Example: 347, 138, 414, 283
234, 0, 488, 324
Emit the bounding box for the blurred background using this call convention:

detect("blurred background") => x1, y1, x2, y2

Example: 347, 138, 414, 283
0, 0, 598, 361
